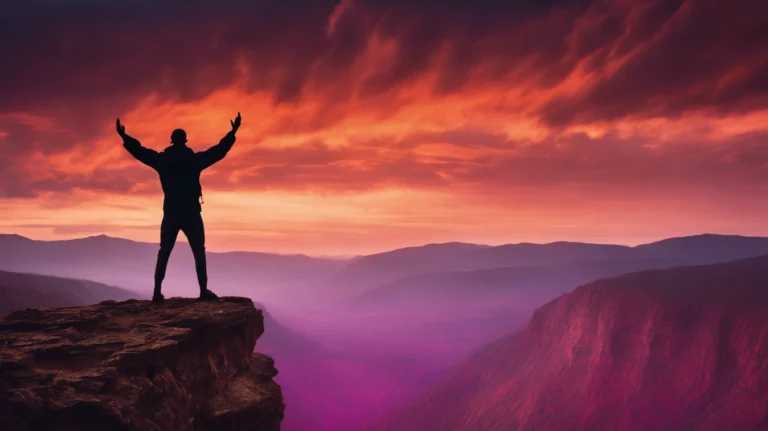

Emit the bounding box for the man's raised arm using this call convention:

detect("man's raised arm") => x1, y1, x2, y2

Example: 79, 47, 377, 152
117, 118, 159, 168
198, 112, 241, 170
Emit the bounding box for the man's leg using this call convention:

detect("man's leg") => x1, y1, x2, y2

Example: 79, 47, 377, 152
154, 214, 180, 300
181, 212, 211, 296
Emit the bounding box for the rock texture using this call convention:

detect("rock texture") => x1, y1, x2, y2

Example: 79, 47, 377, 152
369, 254, 768, 431
0, 297, 284, 431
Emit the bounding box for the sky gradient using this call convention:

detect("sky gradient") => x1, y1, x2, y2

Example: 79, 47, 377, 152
2, 0, 768, 255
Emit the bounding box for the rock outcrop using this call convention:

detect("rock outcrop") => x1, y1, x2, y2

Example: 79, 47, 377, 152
369, 254, 768, 431
0, 297, 284, 431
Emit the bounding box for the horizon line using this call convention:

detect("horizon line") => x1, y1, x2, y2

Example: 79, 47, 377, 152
0, 231, 761, 260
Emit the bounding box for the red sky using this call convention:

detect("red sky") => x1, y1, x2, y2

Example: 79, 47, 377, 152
2, 0, 768, 255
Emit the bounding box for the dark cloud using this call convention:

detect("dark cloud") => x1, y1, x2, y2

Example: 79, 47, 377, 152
541, 0, 768, 124
1, 0, 767, 199
4, 0, 763, 122
0, 1, 337, 111
0, 0, 576, 111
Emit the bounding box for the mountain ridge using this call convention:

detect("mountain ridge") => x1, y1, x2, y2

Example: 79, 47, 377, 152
5, 232, 764, 259
327, 233, 768, 298
368, 254, 768, 431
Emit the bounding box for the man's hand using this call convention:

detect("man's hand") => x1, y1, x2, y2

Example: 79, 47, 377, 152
230, 112, 241, 134
116, 118, 127, 138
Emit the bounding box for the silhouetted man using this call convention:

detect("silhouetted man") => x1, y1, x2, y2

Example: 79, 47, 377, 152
117, 113, 241, 302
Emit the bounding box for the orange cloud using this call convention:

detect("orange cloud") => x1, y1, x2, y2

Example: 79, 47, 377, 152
1, 0, 767, 253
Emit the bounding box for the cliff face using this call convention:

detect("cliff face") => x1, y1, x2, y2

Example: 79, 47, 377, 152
0, 297, 284, 431
369, 255, 768, 431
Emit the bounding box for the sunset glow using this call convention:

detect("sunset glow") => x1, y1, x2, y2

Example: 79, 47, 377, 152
2, 0, 767, 254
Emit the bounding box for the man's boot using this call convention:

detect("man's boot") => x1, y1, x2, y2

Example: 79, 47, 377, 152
199, 289, 218, 301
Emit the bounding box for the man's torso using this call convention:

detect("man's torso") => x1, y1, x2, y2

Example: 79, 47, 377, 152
155, 146, 203, 214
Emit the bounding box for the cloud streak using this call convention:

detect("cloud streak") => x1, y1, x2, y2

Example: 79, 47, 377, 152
1, 0, 767, 252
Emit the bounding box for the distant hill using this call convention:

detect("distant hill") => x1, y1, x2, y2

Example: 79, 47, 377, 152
5, 233, 768, 303
0, 234, 346, 302
345, 257, 684, 309
367, 254, 768, 431
632, 233, 768, 265
328, 242, 489, 290
0, 270, 136, 317
329, 234, 768, 297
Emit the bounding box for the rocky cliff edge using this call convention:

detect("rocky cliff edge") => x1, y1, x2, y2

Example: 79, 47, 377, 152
0, 297, 284, 431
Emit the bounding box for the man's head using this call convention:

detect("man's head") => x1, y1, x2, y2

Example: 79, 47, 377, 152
170, 129, 187, 146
